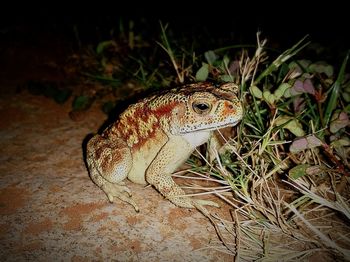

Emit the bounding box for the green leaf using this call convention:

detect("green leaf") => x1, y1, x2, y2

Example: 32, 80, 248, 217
53, 88, 72, 104
96, 40, 115, 55
250, 85, 263, 99
219, 74, 234, 82
289, 164, 310, 180
308, 62, 334, 77
263, 90, 275, 104
275, 116, 305, 137
275, 83, 291, 99
289, 59, 312, 71
289, 164, 324, 180
222, 55, 230, 68
204, 50, 218, 65
72, 95, 92, 111
331, 137, 350, 147
344, 92, 350, 103
195, 63, 209, 81
26, 81, 71, 104
255, 83, 291, 105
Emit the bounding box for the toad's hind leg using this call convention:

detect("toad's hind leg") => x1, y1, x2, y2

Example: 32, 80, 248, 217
86, 135, 139, 212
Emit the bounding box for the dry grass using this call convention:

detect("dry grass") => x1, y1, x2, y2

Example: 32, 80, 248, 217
173, 33, 350, 261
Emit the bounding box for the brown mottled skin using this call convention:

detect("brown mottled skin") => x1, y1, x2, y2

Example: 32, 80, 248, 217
86, 82, 243, 212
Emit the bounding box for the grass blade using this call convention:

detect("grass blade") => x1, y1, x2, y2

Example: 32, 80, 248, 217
323, 50, 350, 127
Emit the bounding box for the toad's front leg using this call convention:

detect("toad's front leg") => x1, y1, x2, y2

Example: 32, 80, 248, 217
145, 136, 219, 209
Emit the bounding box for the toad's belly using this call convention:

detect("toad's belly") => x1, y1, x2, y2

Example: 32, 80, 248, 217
127, 132, 168, 185
126, 132, 200, 185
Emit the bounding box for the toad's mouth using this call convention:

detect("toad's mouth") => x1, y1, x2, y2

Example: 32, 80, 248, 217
179, 119, 242, 134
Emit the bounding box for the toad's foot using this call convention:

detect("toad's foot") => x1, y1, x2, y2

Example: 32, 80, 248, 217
101, 182, 139, 212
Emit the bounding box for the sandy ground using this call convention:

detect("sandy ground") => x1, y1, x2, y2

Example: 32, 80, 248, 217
0, 92, 232, 261
0, 28, 232, 261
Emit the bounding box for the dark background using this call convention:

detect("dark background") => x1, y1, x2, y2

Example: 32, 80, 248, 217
0, 3, 349, 91
1, 4, 348, 48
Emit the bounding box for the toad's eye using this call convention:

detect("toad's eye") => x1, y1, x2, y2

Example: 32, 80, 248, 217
192, 102, 211, 114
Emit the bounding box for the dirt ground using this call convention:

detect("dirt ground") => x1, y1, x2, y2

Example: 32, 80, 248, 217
0, 26, 233, 261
